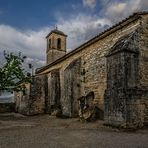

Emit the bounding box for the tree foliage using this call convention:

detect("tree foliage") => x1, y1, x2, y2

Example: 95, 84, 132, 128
0, 51, 31, 91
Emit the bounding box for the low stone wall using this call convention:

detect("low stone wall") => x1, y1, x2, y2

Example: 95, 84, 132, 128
0, 103, 15, 113
28, 76, 47, 115
14, 75, 48, 115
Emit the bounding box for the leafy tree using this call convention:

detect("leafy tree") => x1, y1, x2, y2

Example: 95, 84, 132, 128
0, 51, 31, 92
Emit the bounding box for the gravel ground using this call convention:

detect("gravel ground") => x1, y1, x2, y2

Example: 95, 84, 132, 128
0, 113, 148, 148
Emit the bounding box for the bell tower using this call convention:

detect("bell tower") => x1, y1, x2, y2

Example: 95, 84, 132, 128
46, 27, 67, 65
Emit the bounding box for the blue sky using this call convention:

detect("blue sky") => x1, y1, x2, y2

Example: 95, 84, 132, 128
0, 0, 101, 29
0, 0, 80, 29
0, 0, 147, 68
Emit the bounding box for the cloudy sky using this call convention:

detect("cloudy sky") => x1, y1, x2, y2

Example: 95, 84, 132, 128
0, 0, 147, 68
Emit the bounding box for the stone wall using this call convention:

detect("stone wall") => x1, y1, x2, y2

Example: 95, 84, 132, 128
15, 84, 30, 115
46, 32, 66, 65
17, 13, 148, 127
138, 15, 148, 125
47, 50, 66, 65
81, 19, 141, 111
38, 17, 141, 118
0, 103, 15, 113
62, 58, 81, 117
15, 75, 48, 115
104, 22, 148, 128
29, 75, 47, 115
48, 69, 61, 114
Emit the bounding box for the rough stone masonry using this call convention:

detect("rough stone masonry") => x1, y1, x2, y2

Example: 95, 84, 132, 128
15, 12, 148, 129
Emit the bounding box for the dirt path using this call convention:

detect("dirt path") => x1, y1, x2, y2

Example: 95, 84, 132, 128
0, 113, 148, 148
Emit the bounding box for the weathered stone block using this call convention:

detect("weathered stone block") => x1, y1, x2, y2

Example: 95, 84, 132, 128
48, 69, 61, 114
62, 58, 81, 117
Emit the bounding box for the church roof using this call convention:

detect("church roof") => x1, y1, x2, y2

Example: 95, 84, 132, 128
36, 11, 148, 74
46, 28, 67, 38
106, 29, 139, 57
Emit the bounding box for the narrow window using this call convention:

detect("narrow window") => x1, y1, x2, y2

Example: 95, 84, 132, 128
57, 38, 61, 49
49, 39, 51, 48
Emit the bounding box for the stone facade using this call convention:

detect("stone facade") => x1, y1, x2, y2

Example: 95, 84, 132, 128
104, 14, 148, 128
105, 30, 144, 128
46, 28, 67, 65
15, 12, 148, 128
15, 76, 47, 115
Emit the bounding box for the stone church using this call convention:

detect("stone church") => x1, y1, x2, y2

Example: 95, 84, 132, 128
15, 12, 148, 129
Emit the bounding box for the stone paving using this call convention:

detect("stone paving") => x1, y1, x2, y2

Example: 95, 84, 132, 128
0, 113, 148, 148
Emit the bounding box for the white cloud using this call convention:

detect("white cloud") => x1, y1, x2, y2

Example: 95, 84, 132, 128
1, 0, 147, 70
0, 24, 49, 68
102, 0, 148, 23
107, 3, 127, 14
23, 57, 46, 73
57, 14, 111, 50
82, 0, 96, 9
0, 14, 111, 69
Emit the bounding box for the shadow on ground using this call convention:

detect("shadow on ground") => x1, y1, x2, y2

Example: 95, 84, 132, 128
0, 113, 148, 148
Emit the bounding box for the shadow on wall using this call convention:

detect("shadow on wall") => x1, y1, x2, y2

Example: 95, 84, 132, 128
0, 103, 15, 113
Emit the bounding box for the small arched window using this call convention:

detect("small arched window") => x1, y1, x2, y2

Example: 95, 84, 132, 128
48, 39, 51, 48
57, 38, 61, 49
